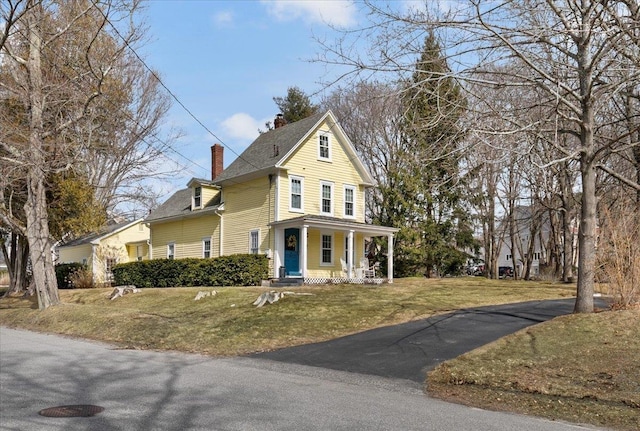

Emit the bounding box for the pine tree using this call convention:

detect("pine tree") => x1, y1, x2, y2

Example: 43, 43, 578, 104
387, 33, 475, 277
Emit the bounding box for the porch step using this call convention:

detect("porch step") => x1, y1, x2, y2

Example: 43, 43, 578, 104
269, 278, 304, 287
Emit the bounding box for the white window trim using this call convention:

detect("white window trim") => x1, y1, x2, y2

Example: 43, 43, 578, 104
318, 131, 332, 162
249, 229, 260, 254
193, 186, 202, 209
289, 175, 304, 213
320, 181, 334, 216
343, 184, 356, 219
320, 232, 334, 266
167, 242, 175, 260
202, 237, 212, 258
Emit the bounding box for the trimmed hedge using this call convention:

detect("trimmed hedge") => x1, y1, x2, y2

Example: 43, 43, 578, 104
112, 254, 269, 288
55, 262, 88, 289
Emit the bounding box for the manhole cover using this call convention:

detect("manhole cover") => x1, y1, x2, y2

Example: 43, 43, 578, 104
39, 405, 104, 418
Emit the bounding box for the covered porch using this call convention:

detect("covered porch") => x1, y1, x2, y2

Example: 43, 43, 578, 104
270, 216, 398, 284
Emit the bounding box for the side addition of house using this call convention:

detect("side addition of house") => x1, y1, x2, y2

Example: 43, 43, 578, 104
57, 219, 150, 285
145, 110, 398, 283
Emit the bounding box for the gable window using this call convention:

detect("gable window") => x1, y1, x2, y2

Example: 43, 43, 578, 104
321, 234, 333, 265
193, 186, 202, 208
249, 230, 260, 254
344, 185, 355, 218
202, 237, 211, 258
320, 181, 333, 215
167, 243, 175, 260
318, 133, 330, 160
290, 176, 304, 212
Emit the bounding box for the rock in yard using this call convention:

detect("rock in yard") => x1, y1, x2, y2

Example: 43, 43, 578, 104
109, 285, 140, 300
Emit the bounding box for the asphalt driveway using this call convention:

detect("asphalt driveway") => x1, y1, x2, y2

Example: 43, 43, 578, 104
253, 298, 599, 383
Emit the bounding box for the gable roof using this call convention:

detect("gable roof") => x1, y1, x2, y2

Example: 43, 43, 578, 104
145, 187, 222, 224
58, 219, 143, 248
213, 110, 375, 186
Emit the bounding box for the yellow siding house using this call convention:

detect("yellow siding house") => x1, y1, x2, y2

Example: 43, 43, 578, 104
57, 219, 149, 285
145, 110, 398, 284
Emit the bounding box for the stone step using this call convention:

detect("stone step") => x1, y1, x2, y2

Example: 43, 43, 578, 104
269, 278, 304, 287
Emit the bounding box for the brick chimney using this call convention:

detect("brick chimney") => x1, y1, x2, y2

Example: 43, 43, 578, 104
274, 113, 287, 129
211, 144, 223, 180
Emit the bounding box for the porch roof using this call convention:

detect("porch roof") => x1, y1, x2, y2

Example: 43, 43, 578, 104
270, 215, 398, 236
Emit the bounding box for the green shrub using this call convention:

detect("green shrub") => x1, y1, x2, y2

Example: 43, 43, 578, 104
55, 263, 89, 289
112, 254, 268, 288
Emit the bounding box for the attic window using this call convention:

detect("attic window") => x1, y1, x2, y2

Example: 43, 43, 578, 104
194, 186, 202, 208
318, 133, 330, 161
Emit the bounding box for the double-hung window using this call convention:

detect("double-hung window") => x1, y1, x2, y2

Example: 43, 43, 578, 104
202, 237, 211, 258
321, 234, 333, 265
290, 176, 303, 212
320, 181, 333, 215
344, 185, 355, 218
167, 243, 175, 260
193, 186, 202, 208
318, 133, 330, 160
249, 230, 260, 254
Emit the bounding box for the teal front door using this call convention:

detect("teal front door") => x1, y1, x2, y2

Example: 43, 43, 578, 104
284, 228, 300, 276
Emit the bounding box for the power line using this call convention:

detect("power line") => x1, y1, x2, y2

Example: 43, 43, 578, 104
92, 1, 263, 175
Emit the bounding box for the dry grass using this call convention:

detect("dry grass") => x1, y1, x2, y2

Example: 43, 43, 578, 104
0, 277, 574, 355
428, 310, 640, 430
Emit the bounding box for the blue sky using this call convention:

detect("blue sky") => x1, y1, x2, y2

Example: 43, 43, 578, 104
140, 0, 362, 198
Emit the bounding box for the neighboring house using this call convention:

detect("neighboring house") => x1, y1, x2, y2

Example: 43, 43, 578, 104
145, 110, 398, 283
497, 206, 550, 278
57, 219, 150, 285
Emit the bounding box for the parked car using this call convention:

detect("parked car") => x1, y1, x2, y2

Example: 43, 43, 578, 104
499, 266, 514, 278
466, 264, 485, 276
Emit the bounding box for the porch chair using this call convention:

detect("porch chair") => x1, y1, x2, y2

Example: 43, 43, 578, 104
359, 258, 376, 278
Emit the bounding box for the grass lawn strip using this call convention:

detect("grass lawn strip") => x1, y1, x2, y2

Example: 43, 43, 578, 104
427, 310, 640, 431
0, 278, 575, 355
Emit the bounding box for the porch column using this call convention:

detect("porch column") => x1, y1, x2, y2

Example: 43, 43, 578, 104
274, 227, 283, 278
301, 224, 308, 278
387, 233, 394, 283
348, 230, 354, 279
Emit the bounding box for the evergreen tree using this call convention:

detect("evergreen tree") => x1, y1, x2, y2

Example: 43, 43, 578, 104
273, 86, 318, 123
381, 33, 475, 277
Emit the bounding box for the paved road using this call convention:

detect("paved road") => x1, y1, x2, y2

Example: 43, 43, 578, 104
1, 316, 602, 430
253, 299, 592, 383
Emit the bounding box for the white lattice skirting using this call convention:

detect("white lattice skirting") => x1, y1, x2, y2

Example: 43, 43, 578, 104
303, 277, 385, 285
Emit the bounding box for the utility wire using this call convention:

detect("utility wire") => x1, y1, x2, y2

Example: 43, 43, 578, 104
92, 1, 263, 174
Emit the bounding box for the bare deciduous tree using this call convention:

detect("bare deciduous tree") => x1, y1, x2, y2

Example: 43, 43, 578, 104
1, 0, 176, 308
320, 0, 640, 312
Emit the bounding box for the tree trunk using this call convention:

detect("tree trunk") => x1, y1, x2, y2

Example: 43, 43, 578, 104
574, 32, 596, 314
25, 3, 59, 310
560, 167, 575, 283
2, 233, 30, 297
575, 159, 596, 313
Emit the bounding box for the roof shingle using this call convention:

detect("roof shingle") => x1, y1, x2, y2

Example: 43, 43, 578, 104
213, 111, 325, 183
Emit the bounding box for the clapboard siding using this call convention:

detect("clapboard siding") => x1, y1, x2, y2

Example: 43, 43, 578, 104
222, 176, 274, 255
278, 123, 367, 222
151, 215, 219, 259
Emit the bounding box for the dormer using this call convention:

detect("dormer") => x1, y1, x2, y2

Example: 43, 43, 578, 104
187, 178, 220, 211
